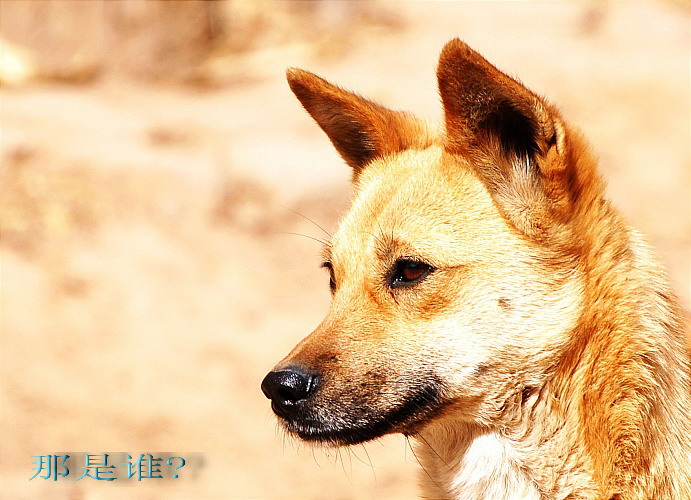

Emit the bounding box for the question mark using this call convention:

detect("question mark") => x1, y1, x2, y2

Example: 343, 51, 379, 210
167, 457, 186, 478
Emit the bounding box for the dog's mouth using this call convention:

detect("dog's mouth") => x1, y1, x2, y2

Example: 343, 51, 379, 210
278, 382, 446, 446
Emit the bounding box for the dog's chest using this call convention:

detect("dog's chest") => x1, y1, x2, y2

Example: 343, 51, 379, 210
446, 433, 540, 500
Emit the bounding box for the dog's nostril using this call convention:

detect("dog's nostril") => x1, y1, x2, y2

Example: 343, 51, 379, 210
277, 388, 296, 401
261, 368, 317, 417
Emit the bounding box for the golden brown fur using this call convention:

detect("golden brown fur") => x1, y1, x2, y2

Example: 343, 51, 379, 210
263, 39, 691, 499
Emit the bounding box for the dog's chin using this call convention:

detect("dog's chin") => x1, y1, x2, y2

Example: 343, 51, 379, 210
286, 421, 392, 446
278, 383, 445, 446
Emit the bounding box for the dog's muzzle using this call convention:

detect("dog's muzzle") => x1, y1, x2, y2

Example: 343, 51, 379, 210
261, 368, 318, 419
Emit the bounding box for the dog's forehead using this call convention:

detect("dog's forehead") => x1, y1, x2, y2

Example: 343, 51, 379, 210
330, 147, 511, 266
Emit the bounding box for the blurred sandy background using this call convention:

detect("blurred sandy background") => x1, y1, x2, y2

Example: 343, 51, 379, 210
0, 1, 689, 499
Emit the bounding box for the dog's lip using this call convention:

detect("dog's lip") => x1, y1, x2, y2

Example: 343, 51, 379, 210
289, 414, 439, 446
279, 381, 446, 446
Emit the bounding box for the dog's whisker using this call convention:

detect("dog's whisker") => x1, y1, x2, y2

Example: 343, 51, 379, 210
374, 219, 387, 247
280, 204, 333, 239
310, 447, 321, 469
345, 447, 354, 481
350, 444, 377, 482
366, 230, 384, 248
279, 231, 331, 247
417, 431, 452, 471
405, 435, 445, 494
336, 448, 352, 484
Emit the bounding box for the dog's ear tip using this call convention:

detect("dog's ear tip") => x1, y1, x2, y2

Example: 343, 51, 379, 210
438, 39, 493, 83
439, 38, 474, 64
286, 68, 332, 102
286, 67, 304, 79
286, 68, 322, 88
440, 38, 467, 53
286, 67, 308, 88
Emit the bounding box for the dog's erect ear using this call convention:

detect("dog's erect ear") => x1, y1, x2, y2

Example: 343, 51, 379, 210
437, 39, 585, 243
287, 68, 430, 177
437, 38, 562, 167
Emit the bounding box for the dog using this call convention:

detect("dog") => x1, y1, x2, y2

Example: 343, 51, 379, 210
261, 39, 691, 499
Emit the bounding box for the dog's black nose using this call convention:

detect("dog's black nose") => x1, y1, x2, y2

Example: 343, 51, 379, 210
261, 368, 317, 418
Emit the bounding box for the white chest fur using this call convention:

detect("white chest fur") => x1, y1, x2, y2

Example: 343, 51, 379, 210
452, 433, 538, 499
420, 431, 541, 500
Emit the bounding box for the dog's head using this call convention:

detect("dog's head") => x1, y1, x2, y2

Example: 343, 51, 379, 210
262, 39, 595, 445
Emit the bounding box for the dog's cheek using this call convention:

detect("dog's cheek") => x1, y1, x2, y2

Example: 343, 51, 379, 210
420, 319, 495, 389
488, 264, 584, 367
416, 264, 584, 406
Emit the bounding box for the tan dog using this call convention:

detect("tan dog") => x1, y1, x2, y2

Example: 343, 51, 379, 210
261, 39, 691, 499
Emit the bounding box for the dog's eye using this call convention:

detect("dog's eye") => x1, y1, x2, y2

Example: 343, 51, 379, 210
390, 260, 433, 288
322, 261, 336, 293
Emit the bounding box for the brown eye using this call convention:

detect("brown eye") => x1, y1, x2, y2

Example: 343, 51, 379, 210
390, 260, 433, 289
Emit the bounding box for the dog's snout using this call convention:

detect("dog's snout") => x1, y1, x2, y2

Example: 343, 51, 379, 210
261, 368, 317, 417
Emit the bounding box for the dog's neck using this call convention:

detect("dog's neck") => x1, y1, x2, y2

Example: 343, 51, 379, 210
414, 423, 538, 499
414, 390, 597, 499
415, 425, 540, 500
